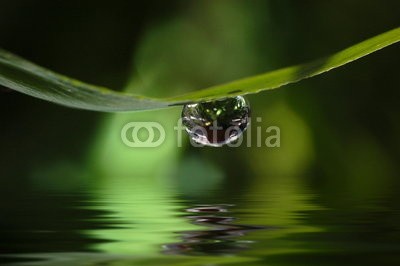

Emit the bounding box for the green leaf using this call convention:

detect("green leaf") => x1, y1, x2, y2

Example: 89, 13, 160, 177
1, 27, 399, 112
0, 49, 168, 112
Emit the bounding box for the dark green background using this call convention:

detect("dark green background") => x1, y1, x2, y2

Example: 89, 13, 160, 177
1, 1, 400, 265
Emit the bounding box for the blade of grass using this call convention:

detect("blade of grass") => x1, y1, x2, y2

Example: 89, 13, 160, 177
168, 27, 400, 103
0, 49, 168, 111
0, 27, 399, 112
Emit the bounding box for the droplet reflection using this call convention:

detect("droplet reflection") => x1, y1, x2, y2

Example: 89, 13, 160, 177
162, 205, 265, 256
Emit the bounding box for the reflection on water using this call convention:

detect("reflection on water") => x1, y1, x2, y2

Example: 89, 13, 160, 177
0, 181, 315, 266
3, 182, 400, 266
163, 205, 265, 255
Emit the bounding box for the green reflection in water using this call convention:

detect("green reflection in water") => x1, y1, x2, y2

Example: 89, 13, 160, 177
86, 108, 197, 255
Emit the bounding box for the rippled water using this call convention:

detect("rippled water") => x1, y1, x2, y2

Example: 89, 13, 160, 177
2, 180, 400, 266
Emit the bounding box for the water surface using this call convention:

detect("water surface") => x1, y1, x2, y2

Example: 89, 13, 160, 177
2, 180, 400, 266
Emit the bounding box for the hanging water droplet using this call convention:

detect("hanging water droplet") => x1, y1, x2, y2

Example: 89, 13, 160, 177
182, 96, 250, 147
